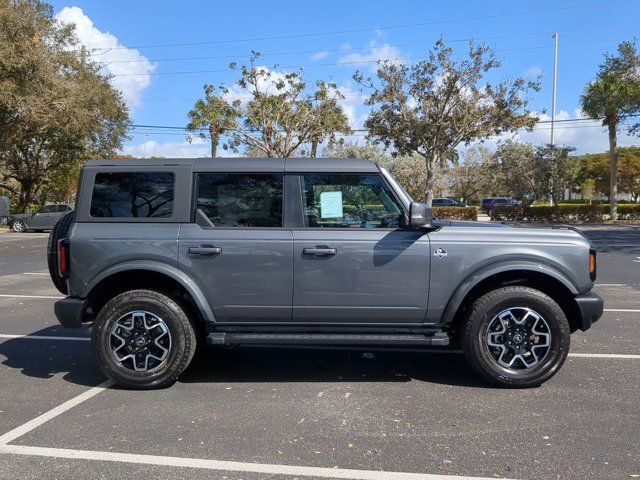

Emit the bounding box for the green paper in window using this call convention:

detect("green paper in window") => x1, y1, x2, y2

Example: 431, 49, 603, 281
320, 191, 343, 218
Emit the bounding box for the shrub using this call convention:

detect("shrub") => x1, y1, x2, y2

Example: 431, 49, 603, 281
490, 204, 640, 222
433, 206, 477, 221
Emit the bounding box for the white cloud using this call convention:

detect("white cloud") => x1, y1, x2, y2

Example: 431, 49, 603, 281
222, 66, 291, 105
467, 108, 639, 156
123, 136, 210, 158
55, 7, 155, 107
311, 50, 330, 61
524, 65, 543, 78
338, 40, 405, 71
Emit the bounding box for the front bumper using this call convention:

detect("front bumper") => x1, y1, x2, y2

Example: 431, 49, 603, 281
574, 291, 604, 331
54, 297, 88, 329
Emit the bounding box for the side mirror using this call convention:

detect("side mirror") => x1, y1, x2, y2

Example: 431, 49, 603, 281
409, 202, 432, 229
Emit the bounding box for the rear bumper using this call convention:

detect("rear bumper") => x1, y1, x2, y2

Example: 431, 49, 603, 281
54, 297, 88, 329
574, 291, 604, 331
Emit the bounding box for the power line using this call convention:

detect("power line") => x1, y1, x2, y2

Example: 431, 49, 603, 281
109, 38, 629, 78
88, 0, 635, 52
98, 23, 640, 65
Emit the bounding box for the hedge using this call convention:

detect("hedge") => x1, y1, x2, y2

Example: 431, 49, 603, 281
490, 204, 640, 222
433, 206, 478, 221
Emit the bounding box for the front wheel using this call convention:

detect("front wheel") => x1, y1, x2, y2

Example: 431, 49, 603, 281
92, 289, 197, 389
11, 220, 25, 232
462, 286, 570, 388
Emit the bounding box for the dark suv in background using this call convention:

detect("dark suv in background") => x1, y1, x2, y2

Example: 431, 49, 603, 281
481, 197, 519, 214
9, 203, 73, 232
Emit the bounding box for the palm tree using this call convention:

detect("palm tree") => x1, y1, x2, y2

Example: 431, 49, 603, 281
580, 41, 640, 220
187, 86, 236, 158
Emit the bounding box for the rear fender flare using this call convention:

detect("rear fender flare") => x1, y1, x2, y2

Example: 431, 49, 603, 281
82, 260, 215, 323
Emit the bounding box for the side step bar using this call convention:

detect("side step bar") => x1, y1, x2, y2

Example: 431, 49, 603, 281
206, 332, 450, 347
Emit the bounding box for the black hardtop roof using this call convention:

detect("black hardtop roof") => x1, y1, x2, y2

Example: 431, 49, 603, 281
85, 157, 380, 173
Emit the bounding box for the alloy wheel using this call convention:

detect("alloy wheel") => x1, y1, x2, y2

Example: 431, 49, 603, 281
109, 310, 172, 373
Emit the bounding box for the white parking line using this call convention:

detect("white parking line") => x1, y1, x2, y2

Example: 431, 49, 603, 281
603, 308, 640, 313
0, 445, 513, 480
0, 294, 62, 299
21, 272, 49, 276
568, 353, 640, 359
0, 334, 89, 342
0, 380, 111, 446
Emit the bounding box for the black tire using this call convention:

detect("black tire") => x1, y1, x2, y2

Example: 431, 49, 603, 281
47, 211, 74, 294
92, 289, 197, 389
10, 219, 26, 232
462, 286, 570, 388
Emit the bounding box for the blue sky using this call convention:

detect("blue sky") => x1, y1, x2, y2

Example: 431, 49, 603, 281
50, 0, 640, 157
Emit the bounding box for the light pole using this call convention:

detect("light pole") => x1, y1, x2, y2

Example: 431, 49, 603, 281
549, 32, 558, 206
143, 134, 149, 157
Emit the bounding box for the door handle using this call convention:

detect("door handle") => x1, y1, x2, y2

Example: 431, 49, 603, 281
303, 247, 337, 256
188, 246, 222, 256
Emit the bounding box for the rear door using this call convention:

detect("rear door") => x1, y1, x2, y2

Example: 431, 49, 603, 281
292, 173, 430, 324
178, 173, 293, 323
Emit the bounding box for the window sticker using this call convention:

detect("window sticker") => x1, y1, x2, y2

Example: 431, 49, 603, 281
320, 191, 343, 218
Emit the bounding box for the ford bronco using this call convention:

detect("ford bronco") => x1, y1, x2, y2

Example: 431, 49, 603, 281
49, 158, 603, 389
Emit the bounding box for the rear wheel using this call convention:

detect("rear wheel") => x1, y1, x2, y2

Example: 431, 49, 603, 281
92, 289, 197, 389
462, 286, 570, 388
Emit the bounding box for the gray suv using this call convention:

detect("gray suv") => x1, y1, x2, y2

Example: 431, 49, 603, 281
49, 158, 603, 389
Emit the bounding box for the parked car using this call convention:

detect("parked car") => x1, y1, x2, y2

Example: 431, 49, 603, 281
8, 203, 73, 232
432, 198, 467, 207
481, 197, 519, 213
49, 158, 602, 389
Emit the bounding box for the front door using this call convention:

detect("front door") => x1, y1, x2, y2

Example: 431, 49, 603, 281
178, 173, 292, 323
29, 205, 58, 229
293, 173, 430, 324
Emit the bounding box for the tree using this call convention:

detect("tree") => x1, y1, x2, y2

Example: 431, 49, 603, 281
580, 40, 640, 220
355, 39, 539, 206
492, 141, 540, 204
581, 178, 596, 204
574, 146, 640, 201
187, 85, 236, 158
535, 144, 576, 203
0, 0, 130, 210
323, 140, 448, 201
449, 146, 493, 204
218, 53, 351, 158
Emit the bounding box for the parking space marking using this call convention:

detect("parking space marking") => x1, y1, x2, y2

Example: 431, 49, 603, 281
21, 272, 49, 276
0, 334, 89, 342
0, 294, 62, 299
568, 353, 640, 359
0, 380, 112, 446
0, 445, 514, 480
603, 308, 640, 313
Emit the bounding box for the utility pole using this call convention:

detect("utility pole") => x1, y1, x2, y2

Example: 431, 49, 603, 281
143, 134, 149, 157
549, 32, 558, 206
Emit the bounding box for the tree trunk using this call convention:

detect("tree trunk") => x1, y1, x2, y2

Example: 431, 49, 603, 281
424, 155, 436, 207
210, 128, 218, 158
310, 139, 318, 158
608, 122, 618, 221
18, 179, 35, 212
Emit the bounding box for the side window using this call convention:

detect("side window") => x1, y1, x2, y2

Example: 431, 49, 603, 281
196, 174, 283, 227
301, 174, 403, 228
90, 172, 174, 218
38, 205, 57, 213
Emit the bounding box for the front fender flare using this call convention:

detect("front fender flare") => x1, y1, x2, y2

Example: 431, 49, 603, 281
82, 260, 215, 323
440, 261, 579, 326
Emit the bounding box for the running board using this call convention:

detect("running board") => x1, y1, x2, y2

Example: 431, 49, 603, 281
206, 332, 450, 347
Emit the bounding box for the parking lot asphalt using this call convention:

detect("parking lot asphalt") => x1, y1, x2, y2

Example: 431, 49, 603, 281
0, 227, 638, 480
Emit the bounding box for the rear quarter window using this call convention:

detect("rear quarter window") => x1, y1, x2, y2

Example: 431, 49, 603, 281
90, 172, 174, 218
